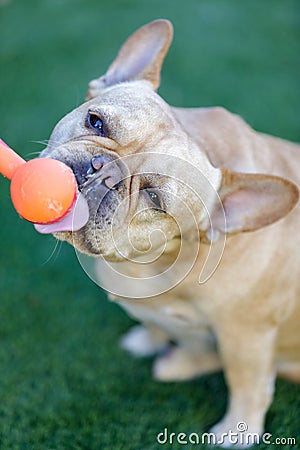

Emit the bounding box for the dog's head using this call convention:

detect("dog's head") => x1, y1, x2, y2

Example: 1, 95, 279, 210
38, 20, 298, 261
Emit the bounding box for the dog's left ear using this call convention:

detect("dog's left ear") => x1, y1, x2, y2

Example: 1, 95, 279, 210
208, 168, 299, 237
86, 19, 173, 100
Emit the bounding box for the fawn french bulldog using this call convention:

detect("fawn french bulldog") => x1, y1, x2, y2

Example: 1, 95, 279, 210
37, 20, 299, 446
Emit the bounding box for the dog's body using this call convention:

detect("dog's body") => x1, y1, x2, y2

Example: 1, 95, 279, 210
39, 20, 299, 446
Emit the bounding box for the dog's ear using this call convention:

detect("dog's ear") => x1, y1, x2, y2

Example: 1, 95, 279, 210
86, 19, 173, 100
207, 168, 299, 238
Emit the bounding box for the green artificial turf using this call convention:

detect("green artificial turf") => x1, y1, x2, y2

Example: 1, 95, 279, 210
0, 0, 299, 449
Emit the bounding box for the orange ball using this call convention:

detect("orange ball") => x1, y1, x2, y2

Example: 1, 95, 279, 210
10, 158, 77, 224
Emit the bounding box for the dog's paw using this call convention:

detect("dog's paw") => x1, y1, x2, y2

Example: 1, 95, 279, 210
120, 325, 169, 357
210, 417, 263, 448
153, 347, 220, 381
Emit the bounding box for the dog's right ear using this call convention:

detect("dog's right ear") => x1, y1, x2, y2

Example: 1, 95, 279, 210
86, 19, 173, 100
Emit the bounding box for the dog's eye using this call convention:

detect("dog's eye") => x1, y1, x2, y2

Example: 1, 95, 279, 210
144, 189, 163, 210
87, 112, 104, 135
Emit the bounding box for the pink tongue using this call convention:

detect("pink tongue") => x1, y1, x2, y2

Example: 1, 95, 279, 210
34, 193, 89, 234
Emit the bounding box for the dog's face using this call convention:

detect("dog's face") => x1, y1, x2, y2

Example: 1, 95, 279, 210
39, 20, 298, 261
41, 80, 221, 258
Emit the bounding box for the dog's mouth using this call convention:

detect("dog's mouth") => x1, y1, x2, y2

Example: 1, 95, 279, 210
34, 153, 127, 239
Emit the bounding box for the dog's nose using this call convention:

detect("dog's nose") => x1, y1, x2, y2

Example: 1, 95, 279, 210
90, 154, 112, 172
72, 155, 114, 187
71, 160, 94, 187
79, 154, 123, 189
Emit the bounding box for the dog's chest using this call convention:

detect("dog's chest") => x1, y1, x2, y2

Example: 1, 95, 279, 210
102, 270, 213, 346
95, 242, 215, 338
113, 291, 212, 350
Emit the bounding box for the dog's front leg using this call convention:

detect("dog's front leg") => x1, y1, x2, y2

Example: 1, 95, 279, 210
211, 325, 277, 447
120, 323, 170, 357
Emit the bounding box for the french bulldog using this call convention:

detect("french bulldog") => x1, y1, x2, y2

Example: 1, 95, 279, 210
36, 20, 299, 447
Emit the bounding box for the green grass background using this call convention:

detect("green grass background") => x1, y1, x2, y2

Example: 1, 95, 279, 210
0, 0, 299, 449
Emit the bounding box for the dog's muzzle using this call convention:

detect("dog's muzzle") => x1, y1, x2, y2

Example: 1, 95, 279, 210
34, 154, 125, 235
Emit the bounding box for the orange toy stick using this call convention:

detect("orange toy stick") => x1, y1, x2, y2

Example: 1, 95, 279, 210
0, 138, 25, 180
